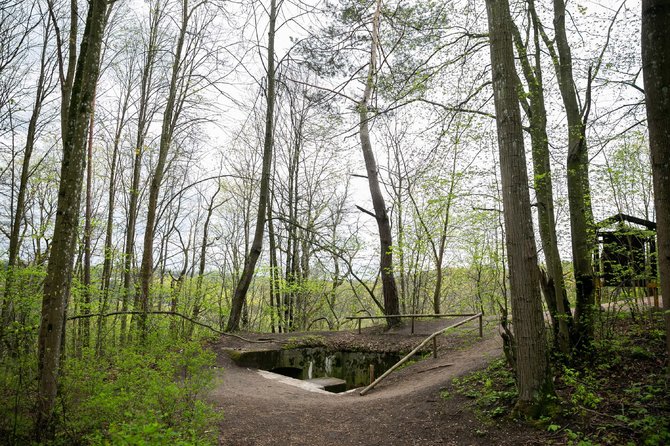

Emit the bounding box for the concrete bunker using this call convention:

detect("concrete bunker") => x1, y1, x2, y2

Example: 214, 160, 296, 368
230, 348, 412, 393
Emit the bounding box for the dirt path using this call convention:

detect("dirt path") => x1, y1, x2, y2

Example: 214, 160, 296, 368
209, 321, 541, 445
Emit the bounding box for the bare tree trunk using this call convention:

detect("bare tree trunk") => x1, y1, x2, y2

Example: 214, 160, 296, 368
388, 146, 408, 315
432, 219, 448, 315
121, 149, 141, 344
397, 196, 407, 315
532, 0, 596, 349
97, 67, 132, 354
120, 1, 162, 344
283, 131, 299, 332
1, 15, 52, 331
511, 13, 571, 355
36, 0, 109, 436
169, 236, 189, 335
485, 0, 553, 417
359, 0, 400, 327
82, 93, 96, 349
641, 0, 670, 362
552, 0, 595, 351
226, 0, 277, 332
138, 0, 190, 342
52, 0, 78, 135
267, 186, 279, 333
190, 187, 221, 337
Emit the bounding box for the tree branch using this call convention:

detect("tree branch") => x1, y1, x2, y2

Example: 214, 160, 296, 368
355, 205, 377, 219
67, 310, 277, 343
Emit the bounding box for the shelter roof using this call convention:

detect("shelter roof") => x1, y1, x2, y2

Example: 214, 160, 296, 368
597, 213, 656, 231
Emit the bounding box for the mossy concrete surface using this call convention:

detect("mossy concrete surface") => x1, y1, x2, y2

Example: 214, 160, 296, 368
226, 347, 410, 390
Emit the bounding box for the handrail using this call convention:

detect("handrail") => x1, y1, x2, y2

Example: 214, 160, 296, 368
359, 313, 483, 396
345, 313, 480, 334
345, 313, 478, 319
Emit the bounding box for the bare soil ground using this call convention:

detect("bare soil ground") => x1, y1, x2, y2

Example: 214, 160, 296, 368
209, 317, 545, 445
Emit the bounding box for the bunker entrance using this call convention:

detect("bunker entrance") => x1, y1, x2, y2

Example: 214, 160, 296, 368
231, 348, 412, 393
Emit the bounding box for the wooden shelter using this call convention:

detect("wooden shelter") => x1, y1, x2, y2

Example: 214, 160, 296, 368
594, 213, 658, 304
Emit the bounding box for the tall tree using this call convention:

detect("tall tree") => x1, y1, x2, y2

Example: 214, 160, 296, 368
531, 0, 596, 349
138, 0, 191, 341
267, 182, 281, 332
510, 10, 571, 355
119, 0, 162, 344
226, 0, 278, 331
281, 80, 307, 331
97, 54, 134, 353
299, 0, 464, 323
137, 0, 220, 339
81, 91, 96, 348
484, 0, 553, 416
359, 0, 400, 326
189, 186, 223, 336
48, 0, 80, 137
36, 0, 109, 435
1, 8, 55, 331
641, 0, 670, 360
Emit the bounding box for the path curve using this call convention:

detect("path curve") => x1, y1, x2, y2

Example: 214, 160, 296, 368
210, 332, 537, 445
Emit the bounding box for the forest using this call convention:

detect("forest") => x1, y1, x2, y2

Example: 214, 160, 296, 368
0, 0, 668, 444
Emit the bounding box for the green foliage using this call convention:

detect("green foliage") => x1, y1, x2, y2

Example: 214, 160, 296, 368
447, 315, 668, 445
0, 332, 221, 445
0, 264, 46, 344
554, 314, 670, 445
0, 349, 37, 442
96, 421, 198, 445
546, 423, 561, 432
593, 131, 653, 219
59, 337, 221, 445
563, 428, 595, 446
559, 367, 602, 411
450, 358, 518, 418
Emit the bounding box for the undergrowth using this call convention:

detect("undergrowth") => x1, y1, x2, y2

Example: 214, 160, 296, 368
445, 312, 669, 445
0, 333, 221, 445
450, 357, 518, 419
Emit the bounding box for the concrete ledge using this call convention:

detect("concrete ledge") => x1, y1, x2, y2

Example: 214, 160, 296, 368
257, 370, 334, 395
305, 377, 347, 393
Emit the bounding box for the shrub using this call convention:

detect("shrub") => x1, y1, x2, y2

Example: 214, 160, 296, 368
56, 336, 221, 445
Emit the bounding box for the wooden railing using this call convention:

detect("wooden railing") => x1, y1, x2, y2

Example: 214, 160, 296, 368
345, 313, 482, 335
358, 313, 484, 396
